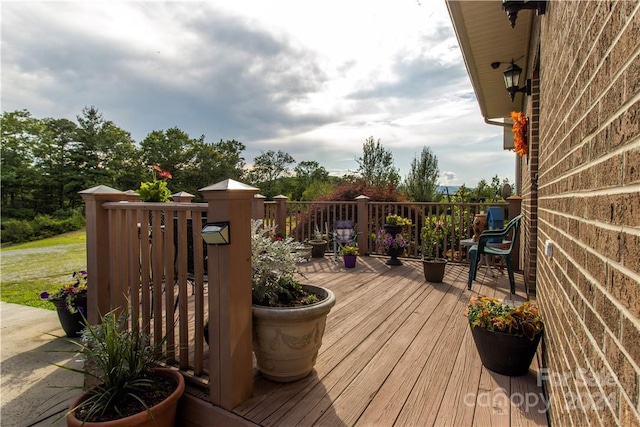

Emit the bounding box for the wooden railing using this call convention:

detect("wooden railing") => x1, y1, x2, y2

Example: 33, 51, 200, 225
81, 182, 522, 414
262, 196, 520, 261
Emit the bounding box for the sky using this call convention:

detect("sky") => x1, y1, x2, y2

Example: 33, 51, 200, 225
1, 0, 516, 187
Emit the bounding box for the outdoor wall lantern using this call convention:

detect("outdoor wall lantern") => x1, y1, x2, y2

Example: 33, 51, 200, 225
201, 222, 231, 245
502, 0, 546, 28
503, 60, 531, 102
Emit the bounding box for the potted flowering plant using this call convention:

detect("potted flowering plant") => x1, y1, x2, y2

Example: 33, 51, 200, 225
466, 296, 544, 376
420, 215, 448, 282
341, 244, 359, 268
374, 228, 409, 266
250, 220, 336, 382
383, 214, 411, 236
40, 271, 88, 337
137, 165, 172, 202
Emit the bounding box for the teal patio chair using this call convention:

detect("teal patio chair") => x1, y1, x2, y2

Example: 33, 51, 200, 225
331, 220, 358, 261
467, 214, 522, 294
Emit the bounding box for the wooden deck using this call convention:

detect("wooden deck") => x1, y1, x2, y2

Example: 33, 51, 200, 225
207, 256, 549, 427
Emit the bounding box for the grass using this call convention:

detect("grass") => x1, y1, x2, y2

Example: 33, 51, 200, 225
1, 230, 87, 310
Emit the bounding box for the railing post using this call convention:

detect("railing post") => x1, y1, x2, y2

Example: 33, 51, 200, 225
171, 191, 195, 203
274, 195, 288, 235
507, 196, 523, 271
199, 179, 258, 410
123, 189, 141, 202
79, 185, 127, 325
252, 194, 266, 220
356, 195, 370, 255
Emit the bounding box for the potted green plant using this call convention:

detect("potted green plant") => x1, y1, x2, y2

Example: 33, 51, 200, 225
40, 271, 88, 337
465, 296, 544, 376
251, 219, 336, 382
308, 225, 328, 258
420, 216, 448, 283
341, 244, 359, 268
374, 228, 409, 266
137, 165, 172, 202
61, 309, 185, 426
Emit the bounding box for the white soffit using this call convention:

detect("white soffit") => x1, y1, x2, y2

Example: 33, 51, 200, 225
446, 0, 534, 120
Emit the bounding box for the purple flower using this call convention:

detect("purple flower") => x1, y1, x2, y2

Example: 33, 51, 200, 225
40, 291, 50, 299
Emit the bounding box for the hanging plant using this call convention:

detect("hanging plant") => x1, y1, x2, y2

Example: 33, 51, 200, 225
510, 111, 528, 157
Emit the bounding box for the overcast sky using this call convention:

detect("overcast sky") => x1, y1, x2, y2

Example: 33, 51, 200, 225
1, 1, 516, 187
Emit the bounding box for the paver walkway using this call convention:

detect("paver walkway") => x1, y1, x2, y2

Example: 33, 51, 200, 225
0, 302, 83, 427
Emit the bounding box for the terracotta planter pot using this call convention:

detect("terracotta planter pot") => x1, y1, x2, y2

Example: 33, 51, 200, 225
51, 296, 87, 338
252, 284, 336, 382
66, 368, 185, 427
422, 258, 447, 283
470, 324, 542, 376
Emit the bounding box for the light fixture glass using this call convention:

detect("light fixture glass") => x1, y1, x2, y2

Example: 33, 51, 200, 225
201, 222, 231, 245
503, 61, 522, 90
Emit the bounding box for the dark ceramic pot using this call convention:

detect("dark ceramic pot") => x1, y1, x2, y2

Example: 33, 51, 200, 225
383, 224, 403, 236
309, 240, 327, 258
343, 255, 357, 268
422, 258, 447, 283
386, 246, 404, 266
51, 295, 87, 338
470, 324, 542, 376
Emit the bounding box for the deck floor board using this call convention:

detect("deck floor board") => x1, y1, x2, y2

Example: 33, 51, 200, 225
187, 256, 547, 427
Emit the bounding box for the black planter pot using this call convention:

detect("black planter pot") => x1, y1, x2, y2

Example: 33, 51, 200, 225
383, 224, 403, 236
470, 324, 542, 376
422, 258, 447, 282
309, 240, 327, 258
51, 296, 87, 338
386, 246, 404, 266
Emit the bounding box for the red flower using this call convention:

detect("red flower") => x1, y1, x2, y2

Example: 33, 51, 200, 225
158, 170, 172, 180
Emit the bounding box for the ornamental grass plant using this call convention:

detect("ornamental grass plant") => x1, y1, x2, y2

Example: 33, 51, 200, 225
53, 309, 179, 423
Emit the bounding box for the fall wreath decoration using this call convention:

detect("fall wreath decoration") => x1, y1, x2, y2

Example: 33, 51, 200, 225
510, 111, 528, 157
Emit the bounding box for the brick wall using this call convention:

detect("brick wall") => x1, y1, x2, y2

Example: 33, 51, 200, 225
536, 1, 640, 425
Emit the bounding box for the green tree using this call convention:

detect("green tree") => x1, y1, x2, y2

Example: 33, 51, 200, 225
34, 118, 78, 212
355, 136, 400, 188
0, 110, 42, 218
247, 150, 295, 198
404, 147, 440, 202
293, 160, 329, 200
179, 139, 247, 198
67, 107, 138, 207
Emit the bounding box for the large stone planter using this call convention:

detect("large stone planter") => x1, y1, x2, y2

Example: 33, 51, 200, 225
252, 284, 336, 382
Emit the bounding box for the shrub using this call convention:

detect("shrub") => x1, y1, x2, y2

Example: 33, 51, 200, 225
1, 219, 34, 243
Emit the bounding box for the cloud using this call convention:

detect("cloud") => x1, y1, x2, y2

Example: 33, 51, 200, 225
1, 1, 515, 188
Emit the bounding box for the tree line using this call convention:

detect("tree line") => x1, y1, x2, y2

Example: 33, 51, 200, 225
1, 107, 512, 224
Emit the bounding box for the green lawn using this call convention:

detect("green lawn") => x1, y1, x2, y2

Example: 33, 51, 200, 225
1, 230, 87, 310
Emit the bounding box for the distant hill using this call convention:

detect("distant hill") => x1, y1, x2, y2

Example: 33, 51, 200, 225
437, 186, 460, 195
